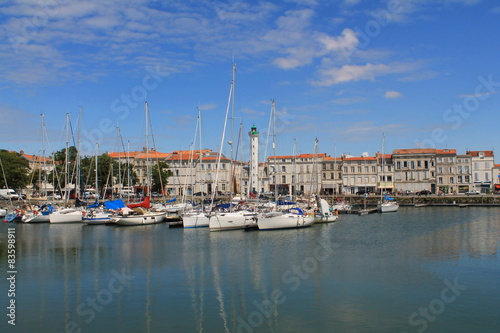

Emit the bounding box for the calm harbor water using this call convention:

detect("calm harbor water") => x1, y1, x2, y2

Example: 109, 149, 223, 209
1, 207, 499, 333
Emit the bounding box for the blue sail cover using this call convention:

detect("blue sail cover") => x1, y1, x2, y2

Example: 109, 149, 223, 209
105, 199, 126, 210
165, 198, 177, 203
384, 194, 395, 201
277, 200, 296, 205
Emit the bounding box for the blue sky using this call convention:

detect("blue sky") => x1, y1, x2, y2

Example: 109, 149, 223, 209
1, 0, 499, 162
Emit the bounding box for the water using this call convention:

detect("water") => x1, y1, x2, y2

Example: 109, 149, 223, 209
1, 207, 499, 333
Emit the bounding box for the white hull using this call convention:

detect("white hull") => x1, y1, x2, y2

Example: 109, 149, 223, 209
209, 211, 257, 231
22, 214, 51, 223
378, 202, 399, 213
314, 198, 338, 223
50, 210, 83, 223
0, 209, 7, 217
84, 212, 113, 225
314, 215, 338, 223
115, 213, 166, 226
258, 212, 315, 230
182, 213, 210, 228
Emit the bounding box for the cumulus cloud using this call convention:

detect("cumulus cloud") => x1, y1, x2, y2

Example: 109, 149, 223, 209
313, 62, 419, 86
384, 91, 403, 99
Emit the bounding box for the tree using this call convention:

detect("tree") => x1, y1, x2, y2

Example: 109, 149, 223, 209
0, 150, 30, 189
151, 161, 172, 193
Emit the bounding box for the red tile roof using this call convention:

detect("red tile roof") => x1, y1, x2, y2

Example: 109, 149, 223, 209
393, 148, 436, 154
466, 150, 494, 157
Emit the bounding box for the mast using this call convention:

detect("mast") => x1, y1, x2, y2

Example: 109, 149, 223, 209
95, 143, 99, 202
145, 101, 150, 197
117, 126, 122, 199
271, 99, 277, 203
76, 106, 82, 199
40, 114, 47, 196
292, 138, 297, 199
64, 113, 70, 203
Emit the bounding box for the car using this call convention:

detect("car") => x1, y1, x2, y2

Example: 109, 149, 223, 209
404, 190, 413, 195
151, 192, 162, 197
417, 190, 432, 196
193, 192, 207, 197
466, 190, 480, 195
356, 189, 371, 195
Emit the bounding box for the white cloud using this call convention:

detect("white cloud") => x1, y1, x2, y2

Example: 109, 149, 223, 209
331, 96, 367, 105
384, 91, 403, 99
314, 62, 419, 86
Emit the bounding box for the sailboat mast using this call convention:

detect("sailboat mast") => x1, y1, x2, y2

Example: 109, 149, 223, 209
77, 106, 82, 198
271, 99, 277, 203
95, 143, 99, 201
145, 101, 150, 197
64, 113, 70, 203
40, 114, 47, 196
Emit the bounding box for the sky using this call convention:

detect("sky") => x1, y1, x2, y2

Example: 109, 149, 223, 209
1, 0, 499, 162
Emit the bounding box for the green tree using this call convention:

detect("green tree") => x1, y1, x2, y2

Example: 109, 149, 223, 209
0, 150, 30, 189
151, 161, 172, 193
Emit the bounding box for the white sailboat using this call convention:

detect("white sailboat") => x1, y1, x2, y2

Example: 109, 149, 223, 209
208, 63, 255, 231
115, 101, 166, 226
314, 198, 338, 223
257, 100, 314, 230
378, 134, 399, 213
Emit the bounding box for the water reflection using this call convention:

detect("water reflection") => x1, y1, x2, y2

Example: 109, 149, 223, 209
1, 207, 499, 332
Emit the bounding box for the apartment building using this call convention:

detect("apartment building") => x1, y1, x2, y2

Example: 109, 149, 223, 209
321, 156, 343, 195
467, 151, 495, 193
342, 155, 378, 195
493, 164, 500, 193
392, 149, 436, 193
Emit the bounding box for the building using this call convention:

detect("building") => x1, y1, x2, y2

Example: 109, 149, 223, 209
493, 164, 500, 193
392, 149, 436, 193
435, 149, 458, 194
342, 155, 378, 195
467, 150, 495, 193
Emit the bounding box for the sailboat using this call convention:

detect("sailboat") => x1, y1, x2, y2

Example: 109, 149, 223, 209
208, 63, 257, 231
115, 101, 166, 226
257, 100, 314, 230
378, 134, 399, 213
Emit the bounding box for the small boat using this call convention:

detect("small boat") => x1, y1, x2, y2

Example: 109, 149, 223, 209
314, 198, 338, 223
378, 201, 399, 213
0, 208, 7, 218
4, 212, 22, 223
114, 197, 166, 226
414, 203, 428, 208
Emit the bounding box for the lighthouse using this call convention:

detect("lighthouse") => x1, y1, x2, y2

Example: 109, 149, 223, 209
249, 124, 259, 195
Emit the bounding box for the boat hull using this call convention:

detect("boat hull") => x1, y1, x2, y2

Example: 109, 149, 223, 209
50, 210, 83, 223
258, 213, 315, 230
22, 214, 51, 223
182, 213, 210, 228
378, 202, 399, 213
209, 212, 257, 231
115, 213, 166, 226
314, 215, 338, 223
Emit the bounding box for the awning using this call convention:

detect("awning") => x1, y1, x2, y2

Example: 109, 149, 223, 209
495, 184, 500, 189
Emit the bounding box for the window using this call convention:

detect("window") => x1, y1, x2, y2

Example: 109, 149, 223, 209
330, 172, 334, 180
357, 176, 362, 183
344, 167, 348, 173
474, 173, 479, 181
396, 161, 401, 169
351, 167, 355, 173
438, 177, 443, 184
221, 164, 226, 169
458, 166, 462, 174
458, 175, 463, 183
282, 166, 286, 172
323, 173, 326, 179
365, 176, 369, 183
282, 175, 286, 183
358, 166, 362, 173
410, 161, 415, 169
450, 177, 455, 184
417, 160, 422, 168
388, 166, 392, 172
403, 161, 408, 168
371, 176, 376, 183
372, 166, 376, 173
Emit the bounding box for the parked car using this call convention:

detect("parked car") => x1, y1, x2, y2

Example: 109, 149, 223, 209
151, 192, 162, 197
417, 190, 432, 196
466, 190, 480, 195
356, 189, 371, 195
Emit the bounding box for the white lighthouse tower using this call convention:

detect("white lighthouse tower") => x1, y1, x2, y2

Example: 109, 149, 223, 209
249, 124, 259, 195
